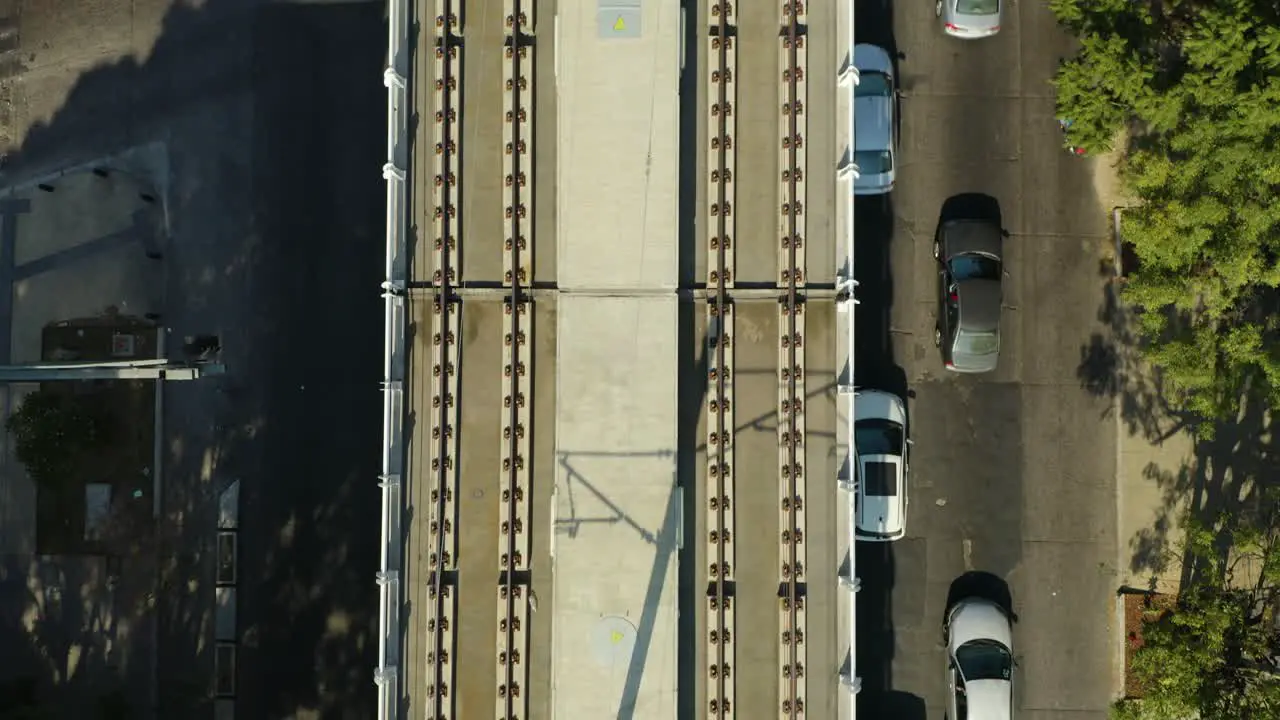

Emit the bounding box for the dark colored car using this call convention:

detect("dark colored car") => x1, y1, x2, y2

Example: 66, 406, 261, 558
933, 218, 1003, 373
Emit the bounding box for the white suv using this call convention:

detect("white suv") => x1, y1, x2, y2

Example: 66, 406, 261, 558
853, 389, 909, 541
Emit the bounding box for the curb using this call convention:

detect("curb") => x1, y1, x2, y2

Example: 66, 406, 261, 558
1110, 206, 1128, 702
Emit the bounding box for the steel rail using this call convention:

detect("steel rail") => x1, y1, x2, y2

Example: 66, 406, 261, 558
426, 2, 461, 719
779, 2, 807, 718
707, 3, 737, 718
497, 2, 533, 718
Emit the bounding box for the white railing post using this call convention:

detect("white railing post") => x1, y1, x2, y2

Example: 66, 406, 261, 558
835, 1, 860, 718
378, 0, 411, 718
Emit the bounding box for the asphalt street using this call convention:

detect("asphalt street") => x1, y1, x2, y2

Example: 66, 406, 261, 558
0, 0, 386, 717
853, 1, 1119, 719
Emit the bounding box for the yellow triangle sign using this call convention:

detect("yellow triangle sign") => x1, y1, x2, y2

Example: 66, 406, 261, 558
613, 15, 627, 32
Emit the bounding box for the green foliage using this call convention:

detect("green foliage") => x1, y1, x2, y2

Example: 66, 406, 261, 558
1053, 34, 1157, 153
1054, 0, 1280, 419
1113, 520, 1280, 720
5, 387, 106, 491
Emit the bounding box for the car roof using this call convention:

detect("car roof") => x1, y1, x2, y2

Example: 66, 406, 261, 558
854, 96, 892, 152
857, 457, 905, 536
956, 279, 1001, 331
943, 219, 1002, 260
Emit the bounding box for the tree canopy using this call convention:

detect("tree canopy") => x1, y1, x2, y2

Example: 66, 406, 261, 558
1052, 0, 1280, 420
1116, 518, 1280, 720
5, 387, 106, 491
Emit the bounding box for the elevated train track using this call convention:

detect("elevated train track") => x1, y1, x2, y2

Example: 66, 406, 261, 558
425, 2, 462, 719
410, 2, 833, 719
778, 2, 808, 718
496, 2, 534, 720
706, 2, 737, 718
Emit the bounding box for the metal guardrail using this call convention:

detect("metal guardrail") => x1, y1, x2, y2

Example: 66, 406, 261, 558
835, 0, 861, 715
376, 0, 411, 716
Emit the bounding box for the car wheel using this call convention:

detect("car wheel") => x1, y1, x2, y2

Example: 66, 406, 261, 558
934, 326, 942, 348
935, 0, 943, 17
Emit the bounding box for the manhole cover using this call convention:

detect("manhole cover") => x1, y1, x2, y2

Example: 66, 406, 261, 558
590, 616, 637, 668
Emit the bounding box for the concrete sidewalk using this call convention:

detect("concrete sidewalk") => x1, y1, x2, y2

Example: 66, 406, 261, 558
1113, 319, 1194, 597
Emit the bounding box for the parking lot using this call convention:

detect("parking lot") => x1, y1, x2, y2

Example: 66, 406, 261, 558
853, 0, 1118, 718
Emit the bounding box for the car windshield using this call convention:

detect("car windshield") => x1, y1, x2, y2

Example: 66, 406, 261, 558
856, 71, 892, 98
855, 150, 893, 175
956, 639, 1012, 681
947, 253, 1000, 281
855, 418, 904, 456
955, 329, 998, 356
957, 0, 999, 15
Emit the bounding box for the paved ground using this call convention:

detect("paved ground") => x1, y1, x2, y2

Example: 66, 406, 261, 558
853, 1, 1119, 718
0, 0, 388, 717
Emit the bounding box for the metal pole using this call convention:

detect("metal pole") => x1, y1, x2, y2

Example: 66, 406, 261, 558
0, 360, 225, 382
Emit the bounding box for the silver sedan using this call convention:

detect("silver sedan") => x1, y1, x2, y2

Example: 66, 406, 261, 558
937, 0, 1002, 39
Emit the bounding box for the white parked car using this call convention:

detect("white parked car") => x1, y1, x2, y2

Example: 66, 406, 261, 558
853, 389, 909, 541
945, 597, 1015, 720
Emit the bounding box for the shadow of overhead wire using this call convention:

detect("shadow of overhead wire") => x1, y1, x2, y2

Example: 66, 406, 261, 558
553, 451, 681, 720
689, 379, 842, 452
554, 451, 675, 544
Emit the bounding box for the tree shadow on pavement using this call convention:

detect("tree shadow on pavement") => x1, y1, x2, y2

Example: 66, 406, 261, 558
0, 554, 139, 717
1077, 279, 1280, 591
0, 1, 387, 718
1077, 282, 1195, 445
